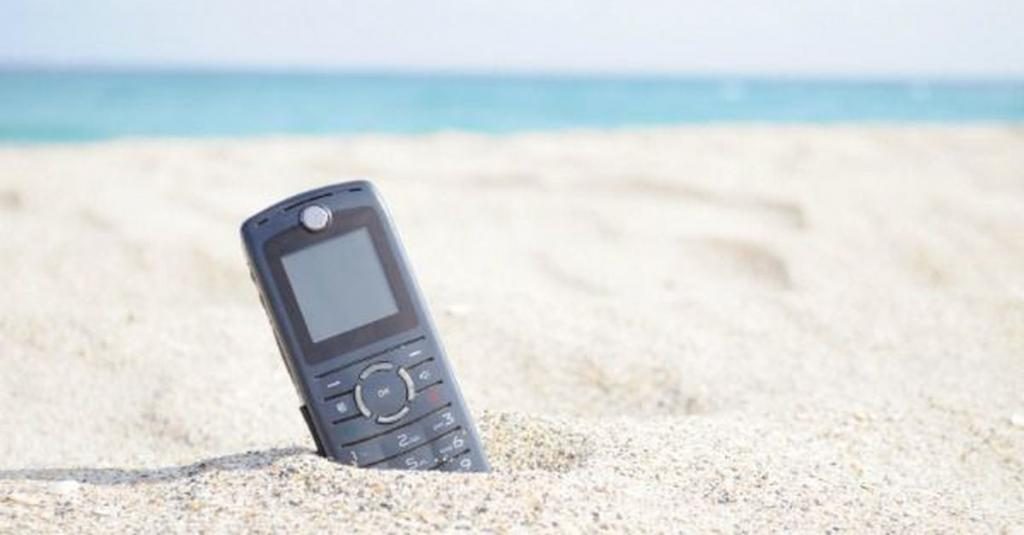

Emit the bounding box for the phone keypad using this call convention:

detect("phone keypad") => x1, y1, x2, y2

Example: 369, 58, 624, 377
318, 337, 483, 472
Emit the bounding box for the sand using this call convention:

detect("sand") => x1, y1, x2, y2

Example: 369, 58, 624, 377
0, 125, 1022, 533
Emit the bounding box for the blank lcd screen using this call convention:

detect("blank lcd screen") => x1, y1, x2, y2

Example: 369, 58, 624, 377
281, 228, 399, 343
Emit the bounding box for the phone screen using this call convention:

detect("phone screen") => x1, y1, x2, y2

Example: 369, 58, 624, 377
281, 227, 399, 343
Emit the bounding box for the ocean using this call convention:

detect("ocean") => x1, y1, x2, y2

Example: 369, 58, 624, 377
1, 71, 1022, 142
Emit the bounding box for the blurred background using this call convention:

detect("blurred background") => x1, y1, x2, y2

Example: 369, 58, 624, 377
1, 0, 1022, 140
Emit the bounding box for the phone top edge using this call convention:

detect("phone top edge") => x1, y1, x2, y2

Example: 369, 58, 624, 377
240, 179, 378, 236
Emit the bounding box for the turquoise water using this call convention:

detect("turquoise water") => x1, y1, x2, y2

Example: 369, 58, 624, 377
1, 71, 1022, 142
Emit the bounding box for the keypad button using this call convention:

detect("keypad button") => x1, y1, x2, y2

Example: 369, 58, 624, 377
407, 359, 442, 392
439, 450, 483, 473
432, 429, 470, 465
392, 339, 430, 364
357, 369, 408, 417
340, 441, 384, 467
329, 392, 359, 421
321, 369, 360, 398
421, 406, 459, 436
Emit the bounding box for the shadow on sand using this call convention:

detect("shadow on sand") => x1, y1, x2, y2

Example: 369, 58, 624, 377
0, 447, 313, 486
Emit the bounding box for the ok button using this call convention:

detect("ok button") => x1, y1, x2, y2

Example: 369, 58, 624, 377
354, 362, 415, 424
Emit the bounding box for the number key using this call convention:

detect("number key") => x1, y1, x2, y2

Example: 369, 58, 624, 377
431, 429, 469, 464
439, 450, 483, 473
383, 444, 437, 471
421, 407, 458, 435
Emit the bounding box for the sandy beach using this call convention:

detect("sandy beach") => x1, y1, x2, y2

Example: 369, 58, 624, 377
1, 125, 1022, 532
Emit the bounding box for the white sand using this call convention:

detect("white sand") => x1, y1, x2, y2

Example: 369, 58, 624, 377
0, 126, 1022, 532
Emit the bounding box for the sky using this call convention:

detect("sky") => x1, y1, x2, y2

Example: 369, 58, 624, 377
2, 0, 1023, 78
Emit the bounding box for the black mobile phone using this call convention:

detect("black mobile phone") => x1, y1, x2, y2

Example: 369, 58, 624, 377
241, 180, 488, 472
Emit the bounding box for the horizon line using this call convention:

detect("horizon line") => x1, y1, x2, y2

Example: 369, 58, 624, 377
2, 62, 1023, 84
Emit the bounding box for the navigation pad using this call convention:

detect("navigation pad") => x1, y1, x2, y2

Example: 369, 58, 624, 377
354, 362, 414, 423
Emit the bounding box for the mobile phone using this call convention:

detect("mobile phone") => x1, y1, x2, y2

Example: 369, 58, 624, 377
240, 180, 488, 472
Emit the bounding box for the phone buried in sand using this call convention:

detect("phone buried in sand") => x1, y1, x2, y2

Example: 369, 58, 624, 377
240, 181, 488, 472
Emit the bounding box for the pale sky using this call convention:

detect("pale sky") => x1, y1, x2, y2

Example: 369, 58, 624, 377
3, 0, 1023, 77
